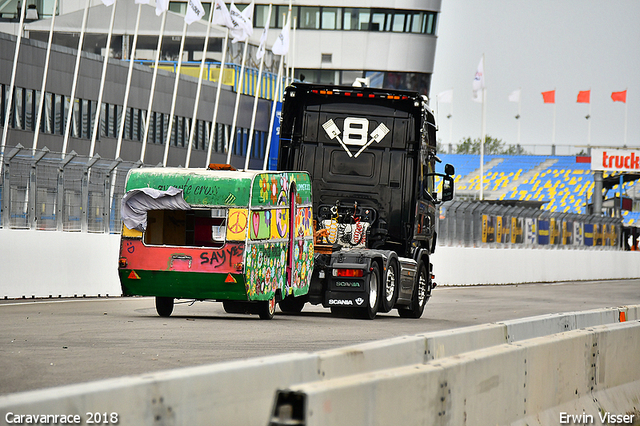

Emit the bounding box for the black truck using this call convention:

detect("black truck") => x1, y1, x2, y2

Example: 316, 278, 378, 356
277, 82, 454, 319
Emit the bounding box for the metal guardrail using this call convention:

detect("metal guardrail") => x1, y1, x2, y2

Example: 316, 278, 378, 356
438, 200, 622, 250
0, 145, 140, 233
0, 148, 625, 247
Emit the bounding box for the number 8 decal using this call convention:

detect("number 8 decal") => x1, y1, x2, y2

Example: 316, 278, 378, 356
342, 117, 369, 146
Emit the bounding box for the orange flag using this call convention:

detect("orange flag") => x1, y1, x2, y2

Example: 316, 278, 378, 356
611, 90, 627, 103
541, 90, 555, 104
576, 90, 590, 103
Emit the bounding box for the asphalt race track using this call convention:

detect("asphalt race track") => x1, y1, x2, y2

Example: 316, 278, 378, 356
1, 279, 639, 395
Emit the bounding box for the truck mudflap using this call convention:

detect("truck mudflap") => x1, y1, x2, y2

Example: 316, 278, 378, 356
324, 291, 369, 308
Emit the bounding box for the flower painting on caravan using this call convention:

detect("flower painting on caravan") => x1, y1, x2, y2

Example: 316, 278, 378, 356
118, 165, 314, 320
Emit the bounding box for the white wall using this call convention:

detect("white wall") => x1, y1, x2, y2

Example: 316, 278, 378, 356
0, 229, 121, 299
431, 246, 640, 285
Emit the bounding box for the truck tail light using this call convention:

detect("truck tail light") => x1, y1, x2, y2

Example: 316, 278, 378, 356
333, 268, 364, 278
119, 257, 128, 268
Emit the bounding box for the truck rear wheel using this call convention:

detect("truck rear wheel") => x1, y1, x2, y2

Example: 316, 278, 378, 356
155, 297, 174, 317
398, 260, 430, 319
357, 262, 380, 320
379, 260, 399, 313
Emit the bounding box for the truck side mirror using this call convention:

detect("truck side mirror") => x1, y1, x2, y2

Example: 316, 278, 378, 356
445, 163, 455, 176
441, 175, 454, 202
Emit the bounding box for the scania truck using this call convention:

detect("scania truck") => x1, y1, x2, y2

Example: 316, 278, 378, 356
277, 82, 455, 319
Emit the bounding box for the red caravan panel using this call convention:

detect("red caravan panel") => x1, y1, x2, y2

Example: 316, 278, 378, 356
121, 240, 244, 274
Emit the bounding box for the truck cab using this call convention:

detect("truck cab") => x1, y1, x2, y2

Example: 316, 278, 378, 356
278, 82, 454, 319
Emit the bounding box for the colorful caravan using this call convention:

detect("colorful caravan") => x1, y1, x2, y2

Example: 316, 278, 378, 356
118, 166, 314, 319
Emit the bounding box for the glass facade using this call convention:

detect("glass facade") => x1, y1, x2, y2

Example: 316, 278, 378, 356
0, 83, 267, 160
252, 4, 437, 35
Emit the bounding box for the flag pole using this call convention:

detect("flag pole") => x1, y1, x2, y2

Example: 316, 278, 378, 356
163, 20, 189, 167
140, 10, 168, 164
245, 4, 271, 170
206, 28, 230, 166
226, 38, 250, 165
552, 91, 556, 147
263, 55, 283, 170
31, 0, 59, 156
624, 88, 628, 146
61, 0, 91, 157
115, 2, 142, 161
479, 54, 486, 201
449, 88, 453, 150
185, 5, 217, 168
290, 16, 296, 83
516, 87, 521, 146
0, 0, 26, 170
88, 0, 117, 158
587, 90, 592, 147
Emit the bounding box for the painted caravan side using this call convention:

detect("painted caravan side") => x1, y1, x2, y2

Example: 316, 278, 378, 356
117, 167, 313, 320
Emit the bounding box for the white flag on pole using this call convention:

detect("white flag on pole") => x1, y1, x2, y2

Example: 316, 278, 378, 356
230, 2, 254, 43
213, 0, 233, 28
437, 89, 453, 104
155, 0, 169, 15
272, 14, 290, 56
472, 56, 485, 103
101, 0, 115, 6
508, 89, 521, 103
256, 7, 271, 60
185, 0, 205, 25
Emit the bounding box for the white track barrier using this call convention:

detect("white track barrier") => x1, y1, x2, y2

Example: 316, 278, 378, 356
1, 306, 638, 426
270, 321, 640, 426
431, 246, 640, 285
2, 230, 640, 298
0, 230, 121, 299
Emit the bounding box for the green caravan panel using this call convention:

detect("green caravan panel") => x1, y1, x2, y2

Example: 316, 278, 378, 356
250, 172, 313, 207
245, 242, 287, 301
125, 168, 257, 207
119, 269, 247, 300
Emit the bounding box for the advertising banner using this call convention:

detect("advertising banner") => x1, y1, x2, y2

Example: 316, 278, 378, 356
537, 219, 550, 245
482, 215, 495, 243
591, 148, 640, 172
511, 217, 523, 244
549, 218, 559, 245
584, 223, 594, 246
573, 222, 583, 246
525, 218, 536, 244
562, 220, 573, 245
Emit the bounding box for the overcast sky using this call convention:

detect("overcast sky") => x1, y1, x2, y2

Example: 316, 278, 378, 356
430, 0, 640, 154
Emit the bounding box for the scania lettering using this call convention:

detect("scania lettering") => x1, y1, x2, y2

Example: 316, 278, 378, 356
277, 82, 455, 319
329, 299, 353, 306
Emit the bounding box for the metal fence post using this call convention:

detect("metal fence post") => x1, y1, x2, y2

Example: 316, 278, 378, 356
104, 158, 121, 233
1, 144, 24, 229
57, 151, 77, 231
29, 147, 49, 230
82, 154, 101, 232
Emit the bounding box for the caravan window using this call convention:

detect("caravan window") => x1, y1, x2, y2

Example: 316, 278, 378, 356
145, 209, 227, 248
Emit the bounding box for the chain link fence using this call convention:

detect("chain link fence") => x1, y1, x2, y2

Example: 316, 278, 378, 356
1, 144, 139, 233
438, 200, 623, 250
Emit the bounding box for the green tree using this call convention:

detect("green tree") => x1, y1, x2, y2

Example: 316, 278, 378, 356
455, 136, 529, 155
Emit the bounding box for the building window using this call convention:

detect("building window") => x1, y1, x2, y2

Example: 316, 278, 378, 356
321, 7, 341, 30
299, 7, 320, 29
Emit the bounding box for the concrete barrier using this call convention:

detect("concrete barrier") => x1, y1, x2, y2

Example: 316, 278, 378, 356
1, 305, 637, 426
268, 321, 640, 426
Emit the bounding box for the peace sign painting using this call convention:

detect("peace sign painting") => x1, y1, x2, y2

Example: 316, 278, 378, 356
227, 208, 248, 241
